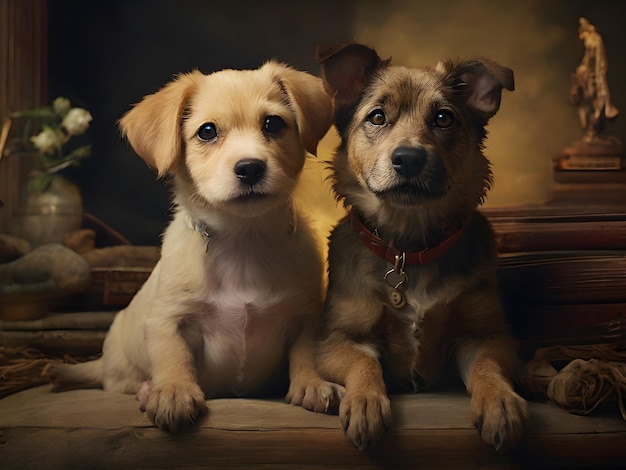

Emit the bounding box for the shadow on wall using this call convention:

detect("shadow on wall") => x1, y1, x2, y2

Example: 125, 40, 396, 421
48, 0, 626, 245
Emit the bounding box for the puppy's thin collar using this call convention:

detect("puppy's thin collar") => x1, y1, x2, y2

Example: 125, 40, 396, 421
185, 202, 298, 254
350, 210, 466, 266
189, 219, 212, 253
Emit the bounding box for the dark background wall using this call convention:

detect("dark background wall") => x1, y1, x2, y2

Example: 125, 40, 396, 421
47, 0, 626, 246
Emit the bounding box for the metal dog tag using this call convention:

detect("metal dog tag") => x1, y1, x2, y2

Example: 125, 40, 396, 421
389, 288, 406, 309
385, 253, 408, 309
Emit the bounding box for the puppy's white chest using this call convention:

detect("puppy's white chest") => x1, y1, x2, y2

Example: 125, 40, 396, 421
197, 286, 292, 396
201, 287, 281, 353
171, 218, 319, 396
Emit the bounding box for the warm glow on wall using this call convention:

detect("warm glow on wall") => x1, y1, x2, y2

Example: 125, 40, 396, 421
350, 0, 585, 207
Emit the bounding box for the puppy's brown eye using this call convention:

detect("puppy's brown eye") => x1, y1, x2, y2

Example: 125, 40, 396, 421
197, 123, 218, 142
264, 115, 286, 134
433, 110, 454, 129
367, 109, 386, 126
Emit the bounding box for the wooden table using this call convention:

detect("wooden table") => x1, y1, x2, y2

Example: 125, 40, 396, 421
1, 385, 625, 469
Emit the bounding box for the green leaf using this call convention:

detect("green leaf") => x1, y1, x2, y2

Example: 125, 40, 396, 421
71, 145, 92, 160
10, 108, 57, 120
27, 172, 57, 194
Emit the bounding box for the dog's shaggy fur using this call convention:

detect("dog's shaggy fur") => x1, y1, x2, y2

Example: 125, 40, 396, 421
43, 62, 342, 432
315, 43, 529, 452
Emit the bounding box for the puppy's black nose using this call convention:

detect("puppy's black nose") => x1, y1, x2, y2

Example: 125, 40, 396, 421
234, 158, 266, 186
391, 146, 427, 178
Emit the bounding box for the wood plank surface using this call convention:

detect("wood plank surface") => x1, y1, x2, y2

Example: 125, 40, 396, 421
0, 311, 116, 331
1, 386, 625, 469
0, 330, 107, 355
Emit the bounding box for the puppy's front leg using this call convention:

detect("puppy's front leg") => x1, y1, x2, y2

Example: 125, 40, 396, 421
286, 316, 345, 413
317, 331, 392, 451
457, 336, 529, 452
143, 315, 207, 433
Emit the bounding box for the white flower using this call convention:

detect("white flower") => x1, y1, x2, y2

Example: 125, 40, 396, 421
30, 127, 62, 155
53, 97, 71, 116
61, 108, 92, 136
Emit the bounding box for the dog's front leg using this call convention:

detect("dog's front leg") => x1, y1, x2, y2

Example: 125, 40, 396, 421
143, 314, 207, 433
317, 331, 392, 451
457, 336, 529, 452
286, 316, 345, 413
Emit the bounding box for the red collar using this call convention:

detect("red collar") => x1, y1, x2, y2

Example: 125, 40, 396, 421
351, 210, 467, 266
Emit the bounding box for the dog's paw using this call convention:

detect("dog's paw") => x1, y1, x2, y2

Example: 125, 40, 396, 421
339, 389, 392, 451
471, 384, 529, 452
287, 378, 346, 413
144, 380, 208, 433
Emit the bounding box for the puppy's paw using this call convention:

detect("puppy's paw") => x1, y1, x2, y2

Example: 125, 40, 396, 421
287, 377, 346, 413
145, 380, 208, 433
339, 389, 392, 451
471, 383, 529, 452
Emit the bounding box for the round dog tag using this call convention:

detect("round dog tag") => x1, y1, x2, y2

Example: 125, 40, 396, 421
389, 288, 406, 309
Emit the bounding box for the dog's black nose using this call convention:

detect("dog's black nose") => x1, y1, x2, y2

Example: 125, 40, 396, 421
234, 158, 266, 186
391, 146, 427, 178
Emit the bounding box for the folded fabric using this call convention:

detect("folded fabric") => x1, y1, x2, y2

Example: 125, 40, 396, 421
547, 358, 626, 418
525, 342, 626, 419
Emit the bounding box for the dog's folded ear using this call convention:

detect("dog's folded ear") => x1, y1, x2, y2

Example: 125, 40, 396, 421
271, 63, 334, 156
316, 43, 390, 112
437, 57, 514, 124
119, 70, 203, 177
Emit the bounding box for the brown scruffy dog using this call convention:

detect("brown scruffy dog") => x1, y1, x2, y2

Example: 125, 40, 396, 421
315, 43, 529, 452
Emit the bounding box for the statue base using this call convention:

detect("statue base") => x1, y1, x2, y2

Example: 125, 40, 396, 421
549, 136, 626, 206
553, 136, 623, 171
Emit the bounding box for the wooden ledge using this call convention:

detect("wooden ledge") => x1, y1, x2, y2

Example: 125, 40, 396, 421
1, 386, 625, 469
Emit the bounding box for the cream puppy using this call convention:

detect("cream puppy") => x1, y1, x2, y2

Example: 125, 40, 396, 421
43, 61, 340, 433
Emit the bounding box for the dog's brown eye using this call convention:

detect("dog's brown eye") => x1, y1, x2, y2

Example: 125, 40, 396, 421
433, 110, 454, 128
264, 115, 286, 135
197, 123, 218, 142
367, 109, 386, 126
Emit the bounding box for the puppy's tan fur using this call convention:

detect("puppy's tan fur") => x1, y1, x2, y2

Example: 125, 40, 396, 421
43, 62, 341, 432
316, 44, 528, 452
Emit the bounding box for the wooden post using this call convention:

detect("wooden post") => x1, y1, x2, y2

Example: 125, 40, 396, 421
0, 0, 48, 233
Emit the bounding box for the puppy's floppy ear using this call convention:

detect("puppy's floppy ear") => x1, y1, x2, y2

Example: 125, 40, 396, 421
316, 43, 390, 111
119, 70, 202, 177
271, 63, 334, 156
437, 57, 514, 124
